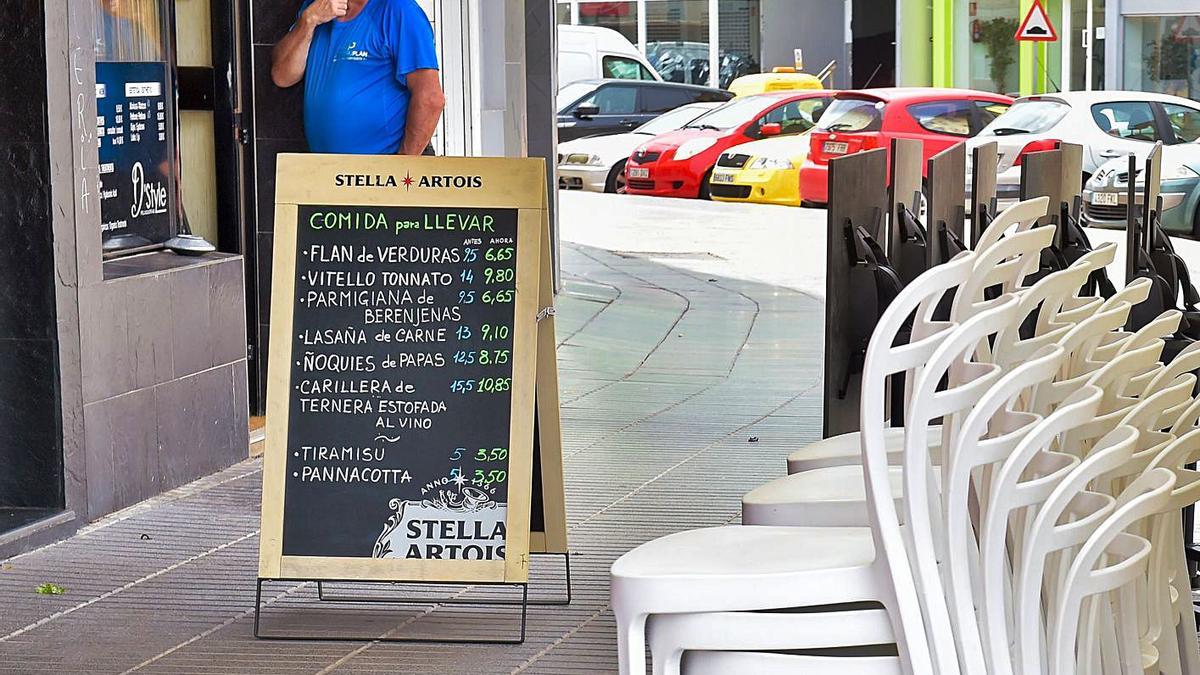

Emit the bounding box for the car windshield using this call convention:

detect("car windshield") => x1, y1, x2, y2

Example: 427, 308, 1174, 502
557, 82, 596, 111
683, 96, 777, 131
815, 98, 885, 132
634, 105, 711, 135
978, 99, 1069, 136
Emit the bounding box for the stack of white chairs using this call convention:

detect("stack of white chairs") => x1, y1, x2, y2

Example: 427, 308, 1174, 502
610, 196, 1200, 675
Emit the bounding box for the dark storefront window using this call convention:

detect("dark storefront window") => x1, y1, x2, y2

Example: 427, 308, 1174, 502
645, 0, 761, 89
93, 0, 178, 257
579, 1, 639, 44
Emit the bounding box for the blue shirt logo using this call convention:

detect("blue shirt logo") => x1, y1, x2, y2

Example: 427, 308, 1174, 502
340, 41, 371, 62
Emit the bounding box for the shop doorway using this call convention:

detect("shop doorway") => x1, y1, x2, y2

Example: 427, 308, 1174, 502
173, 0, 260, 410
1065, 0, 1104, 91
851, 0, 896, 88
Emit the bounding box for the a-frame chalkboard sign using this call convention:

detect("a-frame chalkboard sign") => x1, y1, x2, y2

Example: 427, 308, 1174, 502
256, 154, 567, 643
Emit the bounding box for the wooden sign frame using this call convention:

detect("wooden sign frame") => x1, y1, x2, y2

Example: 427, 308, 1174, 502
530, 209, 568, 556
823, 148, 888, 437
1058, 142, 1084, 248
1127, 143, 1163, 284
259, 154, 557, 585
970, 142, 998, 247
926, 142, 966, 267
1019, 149, 1063, 228
888, 137, 923, 280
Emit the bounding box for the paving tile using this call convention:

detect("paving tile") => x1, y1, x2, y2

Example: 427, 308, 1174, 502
0, 238, 824, 674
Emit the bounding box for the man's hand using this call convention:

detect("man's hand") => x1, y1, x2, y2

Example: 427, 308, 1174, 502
273, 0, 348, 87
303, 0, 348, 26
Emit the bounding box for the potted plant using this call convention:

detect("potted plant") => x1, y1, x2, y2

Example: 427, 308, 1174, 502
980, 18, 1019, 93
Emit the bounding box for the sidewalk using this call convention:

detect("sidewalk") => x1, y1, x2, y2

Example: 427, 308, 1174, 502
0, 195, 827, 674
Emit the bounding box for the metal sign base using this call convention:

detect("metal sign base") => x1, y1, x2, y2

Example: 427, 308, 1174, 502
249, 552, 571, 638
316, 552, 571, 607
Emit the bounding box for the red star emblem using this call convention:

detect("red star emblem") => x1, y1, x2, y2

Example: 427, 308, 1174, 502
401, 172, 414, 190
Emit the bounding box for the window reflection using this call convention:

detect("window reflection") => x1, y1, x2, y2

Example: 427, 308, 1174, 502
94, 0, 164, 62
1124, 15, 1200, 100
93, 0, 176, 256
556, 0, 764, 89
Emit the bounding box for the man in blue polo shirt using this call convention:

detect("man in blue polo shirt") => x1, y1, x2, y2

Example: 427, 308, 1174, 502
271, 0, 445, 155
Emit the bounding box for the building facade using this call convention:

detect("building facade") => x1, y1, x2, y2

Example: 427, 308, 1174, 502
899, 0, 1200, 97
0, 0, 556, 559
554, 0, 857, 89
555, 1, 1200, 99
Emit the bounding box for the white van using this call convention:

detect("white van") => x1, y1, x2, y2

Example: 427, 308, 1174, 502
557, 25, 662, 86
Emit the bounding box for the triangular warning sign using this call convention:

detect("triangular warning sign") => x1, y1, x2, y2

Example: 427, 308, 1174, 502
1015, 0, 1057, 42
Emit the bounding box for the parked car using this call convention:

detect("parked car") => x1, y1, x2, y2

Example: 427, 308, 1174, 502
800, 88, 1013, 206
558, 101, 725, 193
966, 90, 1200, 202
1082, 142, 1200, 236
557, 25, 661, 86
624, 90, 836, 200
709, 133, 816, 206
557, 79, 733, 142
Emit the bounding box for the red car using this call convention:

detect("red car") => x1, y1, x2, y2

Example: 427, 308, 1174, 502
625, 90, 837, 199
799, 88, 1014, 206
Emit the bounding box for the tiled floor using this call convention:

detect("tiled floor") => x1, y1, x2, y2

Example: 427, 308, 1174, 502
0, 234, 826, 673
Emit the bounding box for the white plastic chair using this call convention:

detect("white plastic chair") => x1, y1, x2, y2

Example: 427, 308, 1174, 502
742, 222, 1057, 528
743, 257, 1114, 530
1049, 469, 1175, 675
610, 253, 989, 675
974, 382, 1107, 675
652, 296, 1046, 672
780, 198, 1051, 477
634, 292, 1025, 675
937, 343, 1068, 672
1145, 429, 1200, 675
1003, 423, 1139, 675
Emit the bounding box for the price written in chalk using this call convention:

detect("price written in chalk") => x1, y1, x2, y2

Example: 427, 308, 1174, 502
280, 204, 525, 563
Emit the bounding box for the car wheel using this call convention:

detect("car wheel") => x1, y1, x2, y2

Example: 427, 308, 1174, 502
1192, 201, 1200, 240
606, 160, 627, 194
699, 168, 713, 200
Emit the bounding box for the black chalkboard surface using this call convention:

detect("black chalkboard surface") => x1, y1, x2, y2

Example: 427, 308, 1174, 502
260, 154, 547, 585
283, 205, 520, 560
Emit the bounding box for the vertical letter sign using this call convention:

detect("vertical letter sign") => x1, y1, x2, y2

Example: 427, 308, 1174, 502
259, 155, 552, 585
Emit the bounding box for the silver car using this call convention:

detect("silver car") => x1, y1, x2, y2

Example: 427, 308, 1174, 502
966, 90, 1200, 202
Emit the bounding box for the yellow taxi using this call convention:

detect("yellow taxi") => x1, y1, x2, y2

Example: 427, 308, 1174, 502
727, 68, 823, 98
709, 132, 813, 206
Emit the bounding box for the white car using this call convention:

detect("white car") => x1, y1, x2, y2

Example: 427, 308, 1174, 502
966, 90, 1200, 202
557, 101, 724, 193
557, 25, 661, 86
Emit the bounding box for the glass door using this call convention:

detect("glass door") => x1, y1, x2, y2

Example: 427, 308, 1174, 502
1066, 0, 1104, 90
1089, 0, 1104, 89
93, 0, 178, 256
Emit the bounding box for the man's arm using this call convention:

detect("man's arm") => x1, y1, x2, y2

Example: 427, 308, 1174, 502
399, 69, 446, 155
271, 0, 347, 88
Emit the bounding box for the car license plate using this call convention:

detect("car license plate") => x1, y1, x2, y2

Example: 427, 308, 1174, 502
824, 141, 849, 155
1091, 192, 1119, 206
711, 172, 736, 183
628, 167, 649, 179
